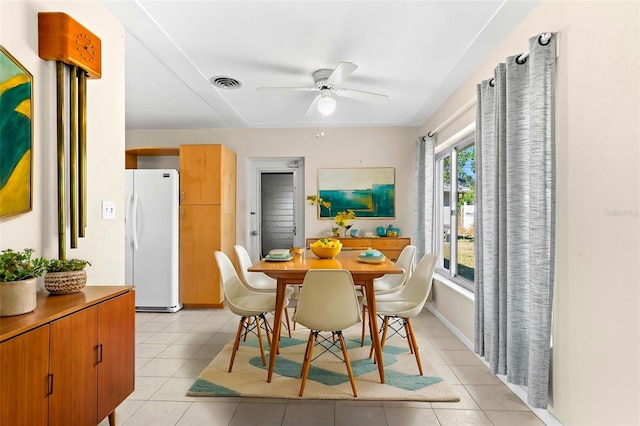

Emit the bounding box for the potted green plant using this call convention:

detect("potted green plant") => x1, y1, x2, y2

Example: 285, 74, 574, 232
0, 248, 49, 316
44, 258, 92, 294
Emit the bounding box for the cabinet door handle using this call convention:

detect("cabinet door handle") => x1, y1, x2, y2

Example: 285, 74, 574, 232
180, 207, 185, 220
48, 374, 54, 395
180, 191, 185, 203
97, 343, 103, 364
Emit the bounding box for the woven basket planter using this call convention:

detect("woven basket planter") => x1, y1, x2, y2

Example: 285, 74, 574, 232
0, 278, 37, 317
44, 270, 87, 294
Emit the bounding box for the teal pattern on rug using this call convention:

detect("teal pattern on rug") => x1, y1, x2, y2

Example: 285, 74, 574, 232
188, 378, 240, 396
244, 337, 443, 391
187, 333, 451, 397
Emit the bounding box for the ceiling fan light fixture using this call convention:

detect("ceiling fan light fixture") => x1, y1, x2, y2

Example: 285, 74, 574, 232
317, 94, 336, 115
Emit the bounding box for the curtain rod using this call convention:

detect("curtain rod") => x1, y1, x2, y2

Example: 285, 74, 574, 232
427, 32, 554, 136
516, 32, 552, 64
490, 32, 553, 86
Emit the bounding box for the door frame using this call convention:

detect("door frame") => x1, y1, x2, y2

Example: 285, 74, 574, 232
247, 158, 305, 261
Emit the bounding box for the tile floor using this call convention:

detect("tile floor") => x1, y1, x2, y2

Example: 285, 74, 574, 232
101, 307, 546, 426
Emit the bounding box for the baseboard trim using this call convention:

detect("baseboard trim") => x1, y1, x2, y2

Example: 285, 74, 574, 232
425, 303, 563, 426
182, 303, 224, 309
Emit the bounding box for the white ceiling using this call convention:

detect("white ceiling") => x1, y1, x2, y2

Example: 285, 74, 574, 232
101, 0, 538, 130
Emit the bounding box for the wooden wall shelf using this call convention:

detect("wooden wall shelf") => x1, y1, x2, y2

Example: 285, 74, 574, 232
125, 147, 179, 169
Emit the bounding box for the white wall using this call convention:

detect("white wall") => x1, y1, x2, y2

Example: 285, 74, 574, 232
125, 126, 419, 246
421, 1, 639, 424
0, 0, 125, 285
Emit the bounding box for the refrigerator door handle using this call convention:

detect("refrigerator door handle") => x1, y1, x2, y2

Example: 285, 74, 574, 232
132, 192, 139, 251
125, 191, 132, 247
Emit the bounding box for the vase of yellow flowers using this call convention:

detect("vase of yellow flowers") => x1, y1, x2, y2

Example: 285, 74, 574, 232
334, 209, 356, 237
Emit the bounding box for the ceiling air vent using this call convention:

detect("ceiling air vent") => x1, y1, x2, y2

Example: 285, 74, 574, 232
210, 76, 242, 89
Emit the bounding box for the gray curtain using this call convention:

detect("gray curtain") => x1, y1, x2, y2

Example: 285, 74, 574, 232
474, 33, 556, 408
413, 135, 435, 260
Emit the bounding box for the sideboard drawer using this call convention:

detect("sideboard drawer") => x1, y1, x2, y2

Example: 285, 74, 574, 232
306, 237, 373, 248
340, 238, 372, 249
372, 237, 411, 250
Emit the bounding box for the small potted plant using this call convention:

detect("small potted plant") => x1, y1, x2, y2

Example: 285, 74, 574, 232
0, 249, 49, 316
44, 258, 91, 294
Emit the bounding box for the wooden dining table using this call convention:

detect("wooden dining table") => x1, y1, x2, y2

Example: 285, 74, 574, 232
248, 248, 403, 384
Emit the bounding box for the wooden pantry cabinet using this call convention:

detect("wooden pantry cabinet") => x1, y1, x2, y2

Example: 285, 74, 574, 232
0, 287, 134, 426
306, 237, 411, 261
179, 144, 236, 308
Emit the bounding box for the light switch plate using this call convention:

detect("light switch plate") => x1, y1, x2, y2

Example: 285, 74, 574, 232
101, 200, 116, 219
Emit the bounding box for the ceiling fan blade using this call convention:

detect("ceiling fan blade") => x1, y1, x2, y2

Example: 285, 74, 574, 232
326, 62, 358, 86
257, 87, 317, 92
304, 94, 321, 116
334, 88, 388, 104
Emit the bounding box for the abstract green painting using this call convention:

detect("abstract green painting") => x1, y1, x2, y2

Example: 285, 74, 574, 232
0, 46, 32, 217
318, 167, 395, 219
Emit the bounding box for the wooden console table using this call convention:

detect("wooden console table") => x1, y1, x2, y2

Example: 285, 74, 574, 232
305, 236, 411, 261
0, 286, 135, 426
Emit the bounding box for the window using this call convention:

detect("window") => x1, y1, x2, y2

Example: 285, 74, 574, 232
435, 133, 475, 289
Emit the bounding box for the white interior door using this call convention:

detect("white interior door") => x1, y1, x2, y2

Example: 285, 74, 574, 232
247, 158, 304, 261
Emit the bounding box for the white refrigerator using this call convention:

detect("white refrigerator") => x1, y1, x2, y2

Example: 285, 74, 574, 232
125, 169, 182, 312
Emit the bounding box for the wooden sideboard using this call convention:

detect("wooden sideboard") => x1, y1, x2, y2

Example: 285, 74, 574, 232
0, 286, 135, 426
305, 237, 411, 261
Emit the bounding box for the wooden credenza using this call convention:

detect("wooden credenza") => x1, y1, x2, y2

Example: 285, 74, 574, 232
0, 286, 135, 426
305, 237, 411, 261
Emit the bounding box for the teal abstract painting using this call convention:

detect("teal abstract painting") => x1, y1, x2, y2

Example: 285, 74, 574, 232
318, 168, 395, 218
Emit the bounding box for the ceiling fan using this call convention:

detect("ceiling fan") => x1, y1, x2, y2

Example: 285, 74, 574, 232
257, 61, 388, 116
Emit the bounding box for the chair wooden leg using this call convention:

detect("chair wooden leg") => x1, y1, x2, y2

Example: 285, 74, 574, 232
299, 332, 316, 397
338, 332, 358, 397
404, 320, 415, 354
300, 332, 313, 378
243, 316, 254, 341
263, 315, 272, 349
368, 312, 376, 360
255, 315, 266, 366
380, 316, 390, 350
283, 306, 292, 338
406, 319, 423, 375
371, 316, 390, 362
260, 314, 274, 351
360, 304, 368, 346
229, 317, 246, 372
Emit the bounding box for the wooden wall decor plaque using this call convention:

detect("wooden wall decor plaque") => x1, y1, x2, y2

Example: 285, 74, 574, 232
38, 12, 102, 78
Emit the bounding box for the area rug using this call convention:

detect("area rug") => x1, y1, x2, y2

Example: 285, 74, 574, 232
187, 328, 460, 401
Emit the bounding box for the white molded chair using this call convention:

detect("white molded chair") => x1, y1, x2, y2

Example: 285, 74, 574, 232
214, 251, 288, 372
372, 253, 437, 375
294, 270, 362, 397
234, 245, 295, 336
360, 245, 417, 345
